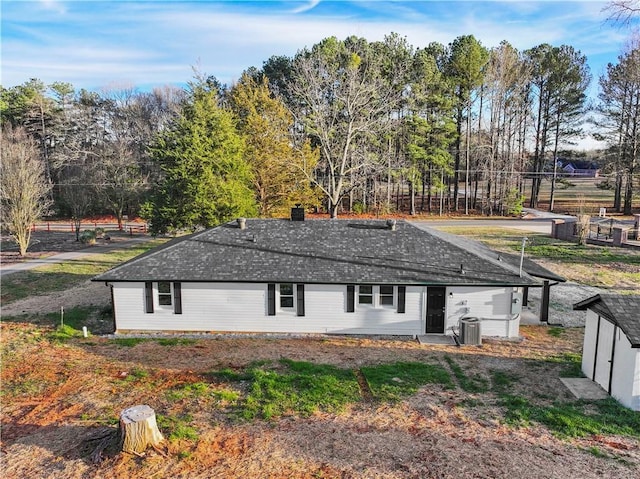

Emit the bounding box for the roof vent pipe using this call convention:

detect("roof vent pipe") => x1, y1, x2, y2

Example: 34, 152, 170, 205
237, 217, 247, 230
387, 219, 397, 231
460, 263, 465, 275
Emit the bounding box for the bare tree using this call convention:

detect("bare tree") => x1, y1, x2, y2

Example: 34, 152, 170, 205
605, 1, 640, 26
0, 127, 52, 255
289, 36, 408, 218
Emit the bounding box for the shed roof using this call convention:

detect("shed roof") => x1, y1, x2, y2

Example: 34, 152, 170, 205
574, 294, 640, 348
94, 219, 560, 287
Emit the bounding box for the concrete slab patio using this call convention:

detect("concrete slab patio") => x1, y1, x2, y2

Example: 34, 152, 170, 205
560, 378, 610, 400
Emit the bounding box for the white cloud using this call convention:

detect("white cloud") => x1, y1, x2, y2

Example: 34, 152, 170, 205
0, 0, 625, 92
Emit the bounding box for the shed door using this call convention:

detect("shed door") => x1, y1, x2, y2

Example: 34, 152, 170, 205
594, 319, 615, 389
426, 287, 446, 334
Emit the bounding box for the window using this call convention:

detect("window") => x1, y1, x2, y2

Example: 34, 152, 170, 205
158, 281, 172, 306
354, 285, 398, 310
358, 285, 373, 305
379, 285, 394, 306
280, 283, 294, 308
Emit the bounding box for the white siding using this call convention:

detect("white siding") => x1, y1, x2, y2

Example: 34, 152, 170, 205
444, 286, 520, 338
582, 310, 640, 411
609, 327, 640, 411
111, 283, 422, 335
581, 310, 599, 380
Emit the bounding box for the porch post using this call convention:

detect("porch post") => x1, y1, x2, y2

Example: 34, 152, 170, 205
540, 281, 550, 323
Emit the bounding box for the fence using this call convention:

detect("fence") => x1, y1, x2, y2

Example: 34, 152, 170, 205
552, 214, 640, 247
31, 222, 148, 235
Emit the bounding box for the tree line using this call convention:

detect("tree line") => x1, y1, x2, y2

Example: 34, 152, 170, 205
1, 31, 639, 245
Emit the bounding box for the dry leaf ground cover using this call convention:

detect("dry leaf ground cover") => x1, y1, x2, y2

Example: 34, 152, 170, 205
2, 320, 639, 479
2, 224, 640, 478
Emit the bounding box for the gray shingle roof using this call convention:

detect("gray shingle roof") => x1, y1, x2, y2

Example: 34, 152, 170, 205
94, 219, 558, 286
574, 294, 640, 347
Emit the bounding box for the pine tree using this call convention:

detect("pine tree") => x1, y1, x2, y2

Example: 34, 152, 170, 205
143, 79, 256, 234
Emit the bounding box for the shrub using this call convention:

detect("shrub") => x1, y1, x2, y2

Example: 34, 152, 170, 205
79, 229, 97, 245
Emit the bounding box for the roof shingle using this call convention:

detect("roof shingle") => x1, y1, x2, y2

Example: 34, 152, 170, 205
94, 219, 559, 287
574, 294, 640, 347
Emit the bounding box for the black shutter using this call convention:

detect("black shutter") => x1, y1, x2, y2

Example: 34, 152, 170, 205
297, 284, 305, 316
267, 283, 276, 316
397, 286, 406, 313
144, 282, 154, 313
173, 282, 182, 314
346, 285, 355, 312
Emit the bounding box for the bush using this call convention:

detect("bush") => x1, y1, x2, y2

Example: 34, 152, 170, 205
79, 229, 97, 245
503, 188, 526, 216
352, 201, 366, 214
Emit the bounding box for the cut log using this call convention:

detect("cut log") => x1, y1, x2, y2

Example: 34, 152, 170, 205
119, 405, 164, 454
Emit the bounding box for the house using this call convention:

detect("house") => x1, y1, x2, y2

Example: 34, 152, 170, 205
574, 294, 640, 411
560, 159, 601, 178
94, 211, 563, 339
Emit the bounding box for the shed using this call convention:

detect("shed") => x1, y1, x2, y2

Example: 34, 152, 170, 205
574, 294, 640, 411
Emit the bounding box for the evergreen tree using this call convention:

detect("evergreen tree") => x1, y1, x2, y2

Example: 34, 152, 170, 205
229, 74, 320, 217
143, 79, 256, 234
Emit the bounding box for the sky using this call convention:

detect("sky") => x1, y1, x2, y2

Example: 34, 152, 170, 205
2, 0, 635, 95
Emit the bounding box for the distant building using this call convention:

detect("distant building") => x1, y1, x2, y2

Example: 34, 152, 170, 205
560, 159, 601, 177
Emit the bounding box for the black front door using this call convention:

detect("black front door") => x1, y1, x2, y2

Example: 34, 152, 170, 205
426, 287, 446, 333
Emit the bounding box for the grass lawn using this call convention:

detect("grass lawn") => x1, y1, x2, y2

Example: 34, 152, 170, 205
439, 226, 640, 288
1, 239, 167, 304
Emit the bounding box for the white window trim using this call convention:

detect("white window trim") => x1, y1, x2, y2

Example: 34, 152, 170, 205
278, 283, 297, 314
357, 285, 396, 309
156, 281, 173, 310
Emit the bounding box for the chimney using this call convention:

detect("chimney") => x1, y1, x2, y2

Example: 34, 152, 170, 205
386, 219, 397, 231
237, 217, 247, 230
291, 205, 305, 221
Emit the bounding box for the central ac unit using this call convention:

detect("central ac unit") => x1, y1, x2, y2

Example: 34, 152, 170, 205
460, 317, 482, 345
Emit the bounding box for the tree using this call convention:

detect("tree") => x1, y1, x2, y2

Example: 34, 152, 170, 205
289, 35, 408, 218
445, 35, 489, 213
597, 42, 640, 214
546, 46, 590, 211
524, 45, 590, 209
0, 127, 52, 255
404, 47, 456, 215
605, 1, 640, 26
143, 78, 256, 234
229, 74, 320, 216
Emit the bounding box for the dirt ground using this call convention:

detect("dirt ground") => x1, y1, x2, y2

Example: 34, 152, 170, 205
1, 320, 638, 479
1, 226, 638, 478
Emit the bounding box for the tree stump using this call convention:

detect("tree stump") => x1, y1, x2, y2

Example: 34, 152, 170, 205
119, 405, 164, 454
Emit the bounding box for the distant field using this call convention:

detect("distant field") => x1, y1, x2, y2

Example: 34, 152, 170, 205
523, 177, 621, 215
